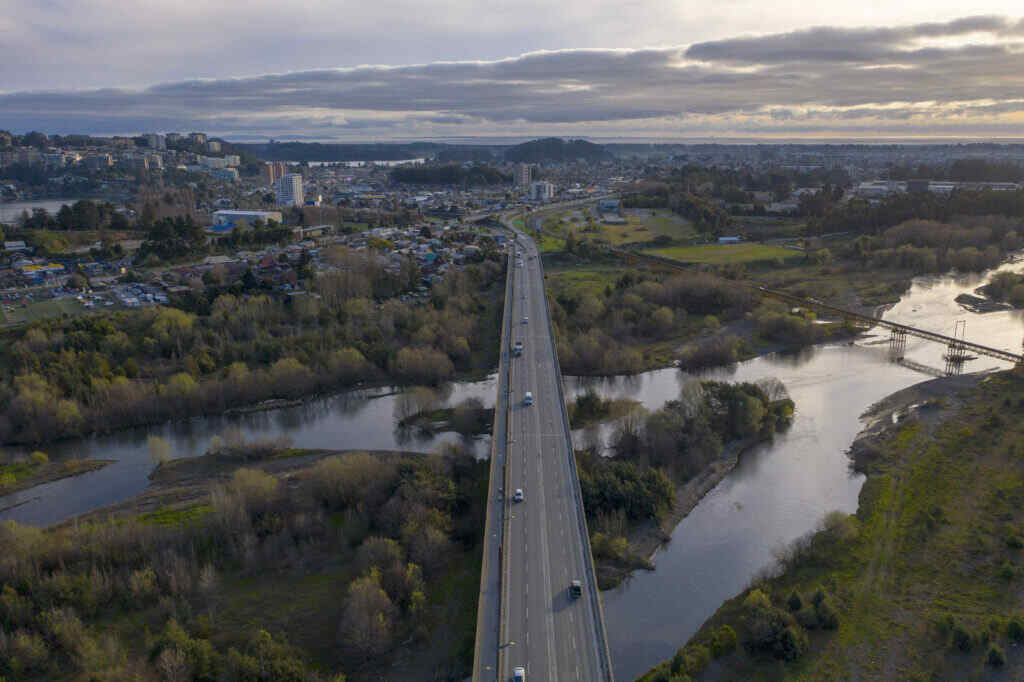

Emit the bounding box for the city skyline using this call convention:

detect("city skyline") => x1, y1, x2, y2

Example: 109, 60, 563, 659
3, 6, 1024, 141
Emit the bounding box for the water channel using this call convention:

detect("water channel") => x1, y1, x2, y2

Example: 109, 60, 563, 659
594, 262, 1024, 681
1, 261, 1023, 679
0, 378, 496, 526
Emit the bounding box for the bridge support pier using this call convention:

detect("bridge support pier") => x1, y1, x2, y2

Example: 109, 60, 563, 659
944, 341, 967, 376
889, 328, 907, 360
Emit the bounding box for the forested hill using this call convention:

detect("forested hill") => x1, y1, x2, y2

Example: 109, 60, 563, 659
390, 164, 510, 186
232, 141, 446, 162
504, 137, 612, 163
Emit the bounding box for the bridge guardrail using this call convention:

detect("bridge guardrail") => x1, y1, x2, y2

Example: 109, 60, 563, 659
472, 247, 514, 682
535, 236, 616, 682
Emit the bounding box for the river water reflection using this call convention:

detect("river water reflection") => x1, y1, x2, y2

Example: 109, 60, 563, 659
0, 377, 496, 526
589, 263, 1024, 681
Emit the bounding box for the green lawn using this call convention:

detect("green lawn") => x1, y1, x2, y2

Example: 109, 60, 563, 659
644, 243, 800, 265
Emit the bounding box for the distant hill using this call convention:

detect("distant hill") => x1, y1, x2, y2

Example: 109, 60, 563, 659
233, 141, 446, 162
504, 138, 612, 163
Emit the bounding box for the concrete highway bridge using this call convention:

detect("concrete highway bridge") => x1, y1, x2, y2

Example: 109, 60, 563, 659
473, 227, 614, 681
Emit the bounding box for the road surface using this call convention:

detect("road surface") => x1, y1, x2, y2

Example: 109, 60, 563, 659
500, 231, 613, 681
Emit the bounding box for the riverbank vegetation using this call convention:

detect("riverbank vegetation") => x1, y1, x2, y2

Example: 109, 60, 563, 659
545, 255, 756, 375
0, 252, 505, 445
638, 371, 1024, 680
395, 389, 493, 437
0, 449, 110, 495
567, 390, 641, 428
0, 446, 488, 680
981, 270, 1024, 307
579, 378, 794, 587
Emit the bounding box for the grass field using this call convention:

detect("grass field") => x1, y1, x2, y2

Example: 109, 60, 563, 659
0, 297, 87, 325
643, 372, 1024, 681
544, 264, 624, 298
644, 243, 801, 265
601, 210, 696, 245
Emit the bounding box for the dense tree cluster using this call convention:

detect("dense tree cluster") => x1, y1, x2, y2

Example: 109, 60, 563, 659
0, 253, 505, 444
14, 199, 128, 232
135, 215, 207, 262
390, 164, 510, 186
611, 379, 793, 483
982, 271, 1024, 307
551, 271, 754, 375
889, 159, 1024, 183
578, 378, 792, 545
809, 188, 1024, 236
622, 183, 733, 235
0, 448, 485, 679
842, 216, 1019, 274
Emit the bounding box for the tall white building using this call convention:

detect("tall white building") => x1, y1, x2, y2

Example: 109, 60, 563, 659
515, 163, 533, 187
529, 181, 555, 201
276, 174, 304, 206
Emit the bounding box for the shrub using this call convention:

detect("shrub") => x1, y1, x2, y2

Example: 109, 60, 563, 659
148, 436, 171, 466
987, 644, 1006, 666
1007, 616, 1024, 642
711, 624, 738, 658
10, 630, 49, 674
687, 645, 710, 674
786, 589, 803, 612
28, 451, 48, 466
128, 567, 159, 603
745, 606, 807, 661
952, 624, 975, 652
810, 588, 826, 607
229, 468, 280, 510
743, 588, 771, 611
816, 598, 840, 630
795, 606, 819, 630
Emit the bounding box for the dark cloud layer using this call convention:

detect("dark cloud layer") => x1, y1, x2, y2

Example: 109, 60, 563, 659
3, 15, 1023, 139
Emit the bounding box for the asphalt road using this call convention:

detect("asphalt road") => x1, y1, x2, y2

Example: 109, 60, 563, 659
501, 232, 612, 682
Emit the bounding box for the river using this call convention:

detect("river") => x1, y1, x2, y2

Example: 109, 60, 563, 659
1, 262, 1022, 679
0, 199, 86, 223
586, 262, 1024, 681
0, 377, 496, 526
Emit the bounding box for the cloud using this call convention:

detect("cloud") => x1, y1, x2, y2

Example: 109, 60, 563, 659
2, 15, 1024, 139
685, 14, 1012, 63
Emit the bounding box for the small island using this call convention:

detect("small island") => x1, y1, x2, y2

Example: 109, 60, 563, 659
0, 450, 111, 498
568, 378, 795, 588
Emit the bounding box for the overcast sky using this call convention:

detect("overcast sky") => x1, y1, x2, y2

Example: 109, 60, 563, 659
3, 2, 1024, 141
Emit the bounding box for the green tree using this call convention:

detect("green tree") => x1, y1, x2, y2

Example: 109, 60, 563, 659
56, 204, 74, 230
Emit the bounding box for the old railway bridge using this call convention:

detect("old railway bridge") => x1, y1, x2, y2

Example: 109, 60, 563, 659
622, 250, 1024, 375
